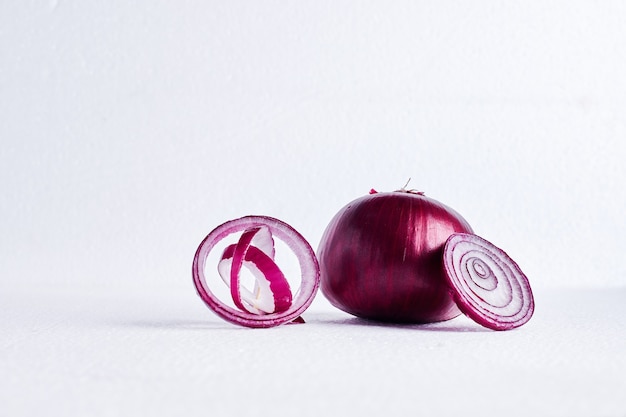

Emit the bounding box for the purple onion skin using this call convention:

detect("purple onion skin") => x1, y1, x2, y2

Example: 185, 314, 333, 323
318, 191, 474, 323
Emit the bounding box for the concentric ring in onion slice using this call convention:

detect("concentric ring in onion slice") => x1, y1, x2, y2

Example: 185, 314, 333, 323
443, 233, 534, 331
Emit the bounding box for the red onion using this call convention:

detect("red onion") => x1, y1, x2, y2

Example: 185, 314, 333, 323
443, 233, 535, 330
317, 189, 474, 323
193, 216, 320, 328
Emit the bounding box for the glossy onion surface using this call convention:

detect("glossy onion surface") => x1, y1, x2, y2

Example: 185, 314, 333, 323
317, 191, 474, 323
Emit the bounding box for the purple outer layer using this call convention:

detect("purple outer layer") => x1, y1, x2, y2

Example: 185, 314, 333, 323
192, 215, 320, 328
318, 191, 474, 323
442, 233, 535, 331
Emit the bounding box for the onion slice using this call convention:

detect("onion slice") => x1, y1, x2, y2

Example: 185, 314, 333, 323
443, 233, 534, 330
193, 216, 320, 328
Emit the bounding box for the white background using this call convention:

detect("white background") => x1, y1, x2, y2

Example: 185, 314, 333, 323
1, 2, 625, 416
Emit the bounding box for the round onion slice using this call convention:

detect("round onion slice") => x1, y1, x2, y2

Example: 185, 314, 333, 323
193, 216, 320, 328
443, 233, 534, 330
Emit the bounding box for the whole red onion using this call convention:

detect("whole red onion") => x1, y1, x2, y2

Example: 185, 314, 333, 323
317, 189, 474, 323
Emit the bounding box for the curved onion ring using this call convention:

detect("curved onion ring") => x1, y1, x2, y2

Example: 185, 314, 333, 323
193, 216, 320, 328
443, 233, 534, 330
218, 226, 292, 314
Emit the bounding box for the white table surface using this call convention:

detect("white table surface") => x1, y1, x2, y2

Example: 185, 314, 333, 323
1, 286, 624, 417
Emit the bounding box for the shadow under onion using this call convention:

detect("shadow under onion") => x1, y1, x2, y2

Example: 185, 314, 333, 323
314, 315, 492, 332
